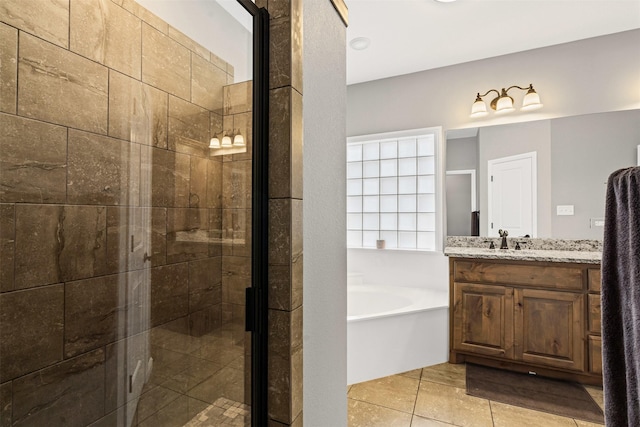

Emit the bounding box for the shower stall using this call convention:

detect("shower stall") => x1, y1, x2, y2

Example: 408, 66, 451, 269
0, 0, 269, 425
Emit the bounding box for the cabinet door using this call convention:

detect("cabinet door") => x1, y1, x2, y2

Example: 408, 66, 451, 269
514, 289, 585, 371
453, 283, 514, 358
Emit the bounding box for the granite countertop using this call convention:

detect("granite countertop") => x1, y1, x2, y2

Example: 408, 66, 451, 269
444, 247, 602, 264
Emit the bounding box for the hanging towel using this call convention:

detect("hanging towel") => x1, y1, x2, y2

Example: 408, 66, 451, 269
602, 166, 640, 427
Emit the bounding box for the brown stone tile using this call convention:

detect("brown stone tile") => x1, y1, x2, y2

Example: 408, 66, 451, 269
68, 130, 140, 206
186, 366, 245, 405
490, 401, 577, 427
268, 307, 303, 424
291, 198, 303, 262
0, 381, 11, 427
347, 399, 412, 427
142, 146, 190, 208
168, 26, 210, 60
57, 205, 109, 282
0, 23, 17, 114
269, 198, 291, 265
191, 53, 226, 113
168, 95, 211, 156
222, 256, 251, 306
222, 208, 251, 257
291, 88, 303, 199
138, 395, 209, 427
224, 81, 252, 115
149, 207, 168, 266
0, 114, 67, 203
413, 381, 493, 427
206, 158, 223, 209
13, 204, 61, 288
14, 204, 107, 288
189, 305, 222, 337
106, 207, 143, 273
223, 160, 252, 209
269, 17, 292, 90
291, 0, 302, 94
190, 156, 208, 208
269, 87, 292, 198
11, 349, 105, 426
348, 374, 420, 414
0, 204, 13, 293
120, 0, 168, 34
0, 0, 69, 48
421, 362, 466, 389
208, 208, 223, 257
0, 285, 64, 382
150, 263, 189, 327
70, 0, 141, 79
18, 32, 108, 133
166, 208, 211, 263
105, 332, 149, 413
108, 71, 168, 148
142, 23, 190, 100
268, 264, 292, 311
64, 274, 125, 357
136, 384, 182, 423
188, 257, 222, 312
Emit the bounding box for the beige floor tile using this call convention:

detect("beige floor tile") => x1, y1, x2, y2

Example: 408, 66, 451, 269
575, 420, 605, 427
421, 363, 466, 389
411, 414, 457, 426
583, 385, 604, 411
490, 401, 576, 427
400, 368, 423, 380
348, 398, 412, 427
413, 381, 492, 427
349, 374, 420, 413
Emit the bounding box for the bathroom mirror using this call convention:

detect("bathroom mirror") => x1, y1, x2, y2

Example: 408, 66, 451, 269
445, 109, 640, 240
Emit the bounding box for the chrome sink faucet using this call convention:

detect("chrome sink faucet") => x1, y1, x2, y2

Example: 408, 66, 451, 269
498, 229, 509, 249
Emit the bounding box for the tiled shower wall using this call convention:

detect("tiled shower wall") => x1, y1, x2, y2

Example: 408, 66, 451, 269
0, 0, 252, 425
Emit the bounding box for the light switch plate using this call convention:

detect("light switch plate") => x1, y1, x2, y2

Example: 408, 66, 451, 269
591, 218, 605, 228
556, 205, 574, 216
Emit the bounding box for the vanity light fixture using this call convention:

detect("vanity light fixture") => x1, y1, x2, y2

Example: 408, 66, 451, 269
470, 84, 543, 118
209, 130, 245, 150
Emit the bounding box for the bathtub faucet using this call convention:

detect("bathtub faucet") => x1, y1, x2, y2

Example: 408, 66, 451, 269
498, 229, 509, 249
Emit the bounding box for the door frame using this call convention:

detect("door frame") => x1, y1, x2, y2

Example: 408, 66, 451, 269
237, 1, 270, 425
487, 151, 537, 237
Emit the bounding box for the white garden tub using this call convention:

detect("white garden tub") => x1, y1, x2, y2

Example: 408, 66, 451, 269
347, 284, 449, 385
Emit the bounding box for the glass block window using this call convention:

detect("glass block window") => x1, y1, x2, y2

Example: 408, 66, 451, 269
347, 130, 440, 251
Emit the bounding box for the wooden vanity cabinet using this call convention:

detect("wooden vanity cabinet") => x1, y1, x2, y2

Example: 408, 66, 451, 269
450, 257, 602, 385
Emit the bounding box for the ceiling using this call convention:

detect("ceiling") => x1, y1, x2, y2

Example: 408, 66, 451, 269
346, 0, 640, 85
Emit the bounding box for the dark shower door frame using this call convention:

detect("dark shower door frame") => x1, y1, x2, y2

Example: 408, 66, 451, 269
236, 1, 270, 425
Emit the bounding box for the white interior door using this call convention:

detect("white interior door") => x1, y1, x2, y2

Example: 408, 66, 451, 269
488, 152, 537, 237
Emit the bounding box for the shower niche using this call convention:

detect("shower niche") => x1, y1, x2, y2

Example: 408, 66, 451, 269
0, 0, 269, 425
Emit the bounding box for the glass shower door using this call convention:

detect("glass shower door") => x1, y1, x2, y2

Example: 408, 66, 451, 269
0, 0, 267, 425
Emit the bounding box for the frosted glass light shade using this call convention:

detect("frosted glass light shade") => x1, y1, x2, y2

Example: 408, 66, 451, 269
522, 90, 543, 110
209, 137, 221, 149
495, 95, 515, 113
221, 135, 232, 147
471, 98, 488, 117
233, 133, 245, 146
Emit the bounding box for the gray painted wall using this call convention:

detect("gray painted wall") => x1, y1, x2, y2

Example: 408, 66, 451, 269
446, 137, 478, 171
348, 29, 640, 136
303, 1, 347, 425
551, 110, 640, 239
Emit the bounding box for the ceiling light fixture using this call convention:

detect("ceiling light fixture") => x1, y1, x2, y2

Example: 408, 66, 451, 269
349, 37, 371, 51
470, 84, 543, 118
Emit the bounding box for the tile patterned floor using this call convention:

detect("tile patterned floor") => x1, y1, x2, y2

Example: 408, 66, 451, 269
348, 363, 605, 427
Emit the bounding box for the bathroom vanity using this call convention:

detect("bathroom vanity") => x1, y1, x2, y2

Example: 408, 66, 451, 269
445, 243, 602, 385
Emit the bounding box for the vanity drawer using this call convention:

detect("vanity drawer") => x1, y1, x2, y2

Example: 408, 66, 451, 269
588, 294, 601, 333
453, 260, 584, 290
588, 268, 601, 292
589, 336, 603, 375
